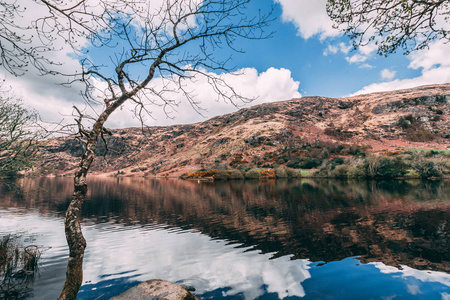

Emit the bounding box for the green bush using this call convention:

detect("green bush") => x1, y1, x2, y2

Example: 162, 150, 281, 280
245, 169, 261, 179
229, 169, 244, 180
365, 157, 408, 178
329, 157, 345, 165
286, 157, 323, 169
301, 158, 323, 169
286, 158, 301, 169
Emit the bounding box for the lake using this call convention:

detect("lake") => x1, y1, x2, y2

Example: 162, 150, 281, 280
1, 178, 449, 299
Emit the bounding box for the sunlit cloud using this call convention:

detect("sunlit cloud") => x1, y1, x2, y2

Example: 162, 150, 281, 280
274, 0, 339, 39
323, 42, 351, 56
105, 67, 301, 128
380, 69, 396, 80
345, 54, 368, 64
359, 63, 375, 69
353, 41, 450, 95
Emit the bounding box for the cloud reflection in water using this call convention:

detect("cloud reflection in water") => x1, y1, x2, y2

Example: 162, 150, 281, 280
82, 222, 311, 299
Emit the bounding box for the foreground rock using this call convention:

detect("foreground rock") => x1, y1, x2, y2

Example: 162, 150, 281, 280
111, 280, 198, 300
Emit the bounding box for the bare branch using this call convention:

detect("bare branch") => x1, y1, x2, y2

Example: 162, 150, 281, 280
327, 0, 450, 55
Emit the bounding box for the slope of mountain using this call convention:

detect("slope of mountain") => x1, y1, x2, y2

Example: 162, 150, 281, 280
40, 84, 450, 177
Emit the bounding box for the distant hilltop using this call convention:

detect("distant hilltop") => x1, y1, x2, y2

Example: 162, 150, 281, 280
40, 83, 450, 177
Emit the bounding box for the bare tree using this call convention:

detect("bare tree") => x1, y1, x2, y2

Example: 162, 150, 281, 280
41, 0, 273, 299
326, 0, 450, 55
0, 0, 124, 76
0, 83, 43, 178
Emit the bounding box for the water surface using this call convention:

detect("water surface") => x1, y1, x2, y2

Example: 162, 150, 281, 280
0, 178, 449, 299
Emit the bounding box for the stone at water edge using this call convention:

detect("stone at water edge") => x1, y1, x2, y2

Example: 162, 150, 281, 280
110, 279, 199, 300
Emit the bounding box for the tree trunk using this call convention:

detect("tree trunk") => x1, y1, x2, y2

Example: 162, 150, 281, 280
57, 77, 147, 299
57, 133, 99, 300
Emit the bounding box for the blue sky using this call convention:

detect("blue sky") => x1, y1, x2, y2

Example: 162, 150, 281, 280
4, 0, 450, 128
219, 0, 430, 97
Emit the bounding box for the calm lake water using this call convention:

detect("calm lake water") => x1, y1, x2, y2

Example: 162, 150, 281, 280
1, 178, 449, 299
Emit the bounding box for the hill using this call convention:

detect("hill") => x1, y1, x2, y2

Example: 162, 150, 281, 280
40, 84, 450, 177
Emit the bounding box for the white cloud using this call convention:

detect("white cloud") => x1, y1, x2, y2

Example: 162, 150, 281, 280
324, 42, 352, 56
323, 45, 339, 56
408, 40, 450, 71
345, 54, 368, 64
359, 63, 375, 69
6, 67, 301, 130
353, 41, 450, 95
273, 1, 381, 66
107, 67, 301, 128
339, 42, 352, 54
358, 43, 378, 56
354, 66, 450, 95
380, 69, 396, 80
274, 0, 339, 39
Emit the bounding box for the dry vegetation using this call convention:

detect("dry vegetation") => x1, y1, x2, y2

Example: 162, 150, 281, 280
37, 84, 449, 178
0, 235, 41, 299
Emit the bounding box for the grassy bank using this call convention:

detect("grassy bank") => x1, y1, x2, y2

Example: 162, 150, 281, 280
180, 149, 450, 180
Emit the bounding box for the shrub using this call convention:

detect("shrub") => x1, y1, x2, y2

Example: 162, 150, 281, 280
285, 168, 300, 178
276, 157, 287, 165
259, 169, 276, 179
229, 153, 248, 168
286, 158, 301, 169
300, 158, 323, 169
1, 235, 41, 299
432, 115, 441, 122
252, 156, 262, 167
324, 128, 354, 140
228, 169, 244, 180
213, 170, 231, 180
328, 157, 345, 167
274, 168, 288, 178
397, 115, 437, 142
286, 157, 324, 169
414, 160, 442, 178
398, 115, 413, 129
406, 128, 436, 142
329, 164, 350, 178
245, 169, 261, 179
365, 157, 408, 178
181, 169, 217, 179
261, 164, 274, 168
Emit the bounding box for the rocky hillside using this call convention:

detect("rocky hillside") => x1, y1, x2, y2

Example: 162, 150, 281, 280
39, 84, 450, 177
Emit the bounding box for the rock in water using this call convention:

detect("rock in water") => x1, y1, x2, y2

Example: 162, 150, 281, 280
111, 280, 198, 300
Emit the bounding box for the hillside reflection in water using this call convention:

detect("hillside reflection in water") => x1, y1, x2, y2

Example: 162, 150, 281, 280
0, 178, 449, 299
